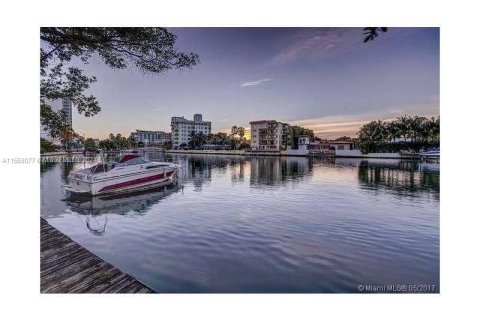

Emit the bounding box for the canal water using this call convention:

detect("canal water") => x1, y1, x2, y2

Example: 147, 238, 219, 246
40, 154, 439, 293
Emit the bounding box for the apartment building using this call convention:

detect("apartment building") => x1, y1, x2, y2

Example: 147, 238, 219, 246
171, 114, 211, 147
249, 120, 290, 151
131, 130, 172, 145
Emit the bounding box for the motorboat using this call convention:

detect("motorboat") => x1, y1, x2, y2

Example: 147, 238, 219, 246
64, 154, 181, 196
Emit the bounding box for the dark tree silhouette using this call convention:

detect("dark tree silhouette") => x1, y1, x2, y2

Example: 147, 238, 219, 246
363, 27, 388, 43
41, 27, 199, 137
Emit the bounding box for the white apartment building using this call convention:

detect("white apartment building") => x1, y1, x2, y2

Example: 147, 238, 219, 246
40, 97, 73, 145
250, 120, 290, 151
171, 114, 211, 147
131, 130, 172, 145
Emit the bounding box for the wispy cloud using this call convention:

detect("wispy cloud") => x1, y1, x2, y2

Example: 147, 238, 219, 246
270, 28, 363, 64
240, 78, 272, 87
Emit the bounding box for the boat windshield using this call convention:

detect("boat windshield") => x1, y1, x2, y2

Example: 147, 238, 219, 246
90, 163, 113, 174
116, 156, 148, 167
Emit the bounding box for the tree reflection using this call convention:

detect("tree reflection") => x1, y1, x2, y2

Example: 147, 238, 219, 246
357, 160, 439, 198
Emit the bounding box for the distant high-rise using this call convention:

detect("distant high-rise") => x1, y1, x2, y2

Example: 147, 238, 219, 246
40, 98, 73, 144
61, 97, 73, 127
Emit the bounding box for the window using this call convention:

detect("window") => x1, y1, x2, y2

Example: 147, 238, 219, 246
337, 145, 344, 150
117, 157, 148, 167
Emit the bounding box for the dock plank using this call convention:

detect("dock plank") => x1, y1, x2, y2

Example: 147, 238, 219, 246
40, 218, 154, 293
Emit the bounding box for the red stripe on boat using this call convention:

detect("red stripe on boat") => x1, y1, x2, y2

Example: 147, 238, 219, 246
98, 172, 173, 192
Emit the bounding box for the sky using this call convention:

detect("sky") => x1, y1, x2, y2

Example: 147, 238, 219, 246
72, 27, 439, 139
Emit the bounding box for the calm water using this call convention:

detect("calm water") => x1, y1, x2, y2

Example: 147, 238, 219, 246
41, 154, 439, 293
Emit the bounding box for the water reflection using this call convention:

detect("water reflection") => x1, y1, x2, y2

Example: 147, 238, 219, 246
41, 154, 439, 293
249, 156, 312, 187
65, 184, 181, 216
352, 159, 440, 198
64, 185, 181, 235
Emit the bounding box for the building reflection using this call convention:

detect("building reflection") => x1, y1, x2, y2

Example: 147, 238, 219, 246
230, 159, 247, 183
249, 156, 312, 187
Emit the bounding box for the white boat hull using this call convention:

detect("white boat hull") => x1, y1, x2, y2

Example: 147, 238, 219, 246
65, 161, 179, 196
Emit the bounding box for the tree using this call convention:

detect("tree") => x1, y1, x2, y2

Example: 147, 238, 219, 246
196, 132, 207, 147
357, 116, 440, 154
237, 127, 245, 141
59, 126, 78, 151
231, 126, 238, 137
162, 140, 173, 150
288, 126, 315, 148
363, 27, 388, 43
335, 136, 354, 141
84, 138, 96, 149
385, 121, 400, 143
188, 130, 197, 148
40, 138, 57, 153
41, 27, 199, 138
396, 115, 410, 142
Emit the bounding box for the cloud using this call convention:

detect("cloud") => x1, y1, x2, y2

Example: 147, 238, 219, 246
240, 78, 272, 87
270, 28, 363, 64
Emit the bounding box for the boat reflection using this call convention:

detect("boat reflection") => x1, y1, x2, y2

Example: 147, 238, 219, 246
64, 184, 182, 235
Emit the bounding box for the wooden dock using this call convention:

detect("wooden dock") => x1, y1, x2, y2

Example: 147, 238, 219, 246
40, 218, 155, 293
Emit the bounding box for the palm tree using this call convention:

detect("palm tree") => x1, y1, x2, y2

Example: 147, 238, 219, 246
396, 116, 410, 142
432, 116, 440, 142
363, 27, 388, 43
408, 116, 427, 143
237, 127, 245, 141
386, 121, 400, 143
196, 132, 207, 147
188, 130, 197, 148
231, 126, 238, 137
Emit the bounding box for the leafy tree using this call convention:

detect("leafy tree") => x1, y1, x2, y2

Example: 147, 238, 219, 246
288, 126, 315, 148
41, 27, 199, 137
59, 126, 78, 151
357, 116, 440, 153
162, 140, 173, 150
237, 127, 245, 140
40, 138, 57, 153
98, 139, 115, 151
84, 138, 97, 149
363, 27, 388, 43
196, 132, 207, 147
385, 121, 400, 143
97, 133, 133, 150
335, 136, 354, 141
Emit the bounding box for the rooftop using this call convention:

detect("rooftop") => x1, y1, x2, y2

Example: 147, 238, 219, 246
249, 120, 277, 125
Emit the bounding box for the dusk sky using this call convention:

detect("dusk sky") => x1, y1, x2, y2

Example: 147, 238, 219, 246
73, 27, 439, 139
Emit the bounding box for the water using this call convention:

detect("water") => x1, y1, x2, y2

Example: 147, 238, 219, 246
41, 154, 439, 293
